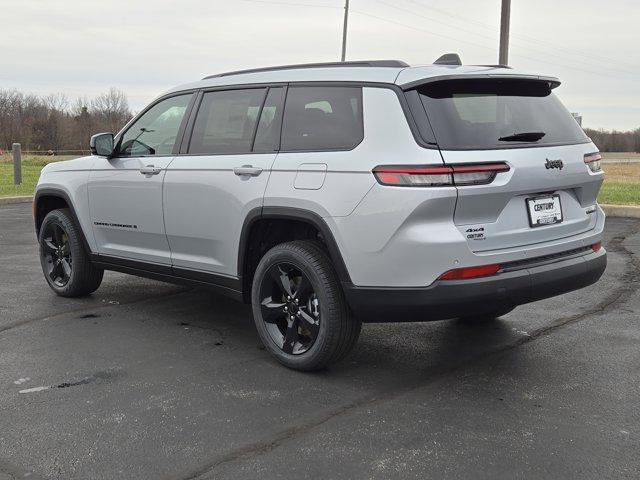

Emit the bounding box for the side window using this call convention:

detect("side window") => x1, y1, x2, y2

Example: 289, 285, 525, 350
281, 86, 363, 151
188, 88, 266, 154
117, 94, 192, 157
253, 87, 286, 152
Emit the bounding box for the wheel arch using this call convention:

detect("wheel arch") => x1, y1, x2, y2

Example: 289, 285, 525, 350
238, 206, 352, 302
34, 188, 92, 254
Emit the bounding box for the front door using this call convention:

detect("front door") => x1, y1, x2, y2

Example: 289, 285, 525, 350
88, 93, 194, 264
163, 86, 285, 277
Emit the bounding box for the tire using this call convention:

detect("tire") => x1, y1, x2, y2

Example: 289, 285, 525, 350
38, 208, 103, 297
458, 306, 515, 323
251, 240, 361, 371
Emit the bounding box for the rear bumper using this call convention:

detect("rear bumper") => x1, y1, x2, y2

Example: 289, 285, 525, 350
343, 248, 607, 322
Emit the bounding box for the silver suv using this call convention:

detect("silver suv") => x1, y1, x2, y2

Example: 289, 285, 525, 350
34, 56, 607, 370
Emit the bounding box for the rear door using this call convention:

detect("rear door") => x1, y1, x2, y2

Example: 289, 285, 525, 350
162, 86, 285, 277
415, 78, 603, 252
263, 85, 373, 217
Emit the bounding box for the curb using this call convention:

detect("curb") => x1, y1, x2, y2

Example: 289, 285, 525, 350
0, 195, 33, 206
601, 204, 640, 219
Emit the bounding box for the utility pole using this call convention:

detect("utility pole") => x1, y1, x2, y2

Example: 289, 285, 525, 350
499, 0, 511, 65
341, 0, 349, 62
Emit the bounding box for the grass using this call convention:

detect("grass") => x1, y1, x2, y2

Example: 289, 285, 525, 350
598, 181, 640, 205
1, 153, 639, 205
0, 154, 75, 197
599, 161, 640, 205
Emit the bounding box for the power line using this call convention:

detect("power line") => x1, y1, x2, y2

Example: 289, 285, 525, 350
241, 0, 638, 81
350, 9, 496, 52
372, 0, 498, 43
370, 0, 638, 77
375, 0, 639, 76
240, 0, 340, 9
350, 8, 637, 82
401, 0, 640, 70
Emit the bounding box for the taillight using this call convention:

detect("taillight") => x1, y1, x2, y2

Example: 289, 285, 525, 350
592, 241, 602, 252
372, 165, 453, 186
372, 163, 509, 187
451, 163, 510, 186
584, 152, 602, 173
439, 264, 501, 281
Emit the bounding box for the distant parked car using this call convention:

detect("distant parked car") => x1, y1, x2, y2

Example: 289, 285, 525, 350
34, 55, 606, 370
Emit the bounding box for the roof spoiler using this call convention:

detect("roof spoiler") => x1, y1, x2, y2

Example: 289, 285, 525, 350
433, 53, 462, 66
400, 74, 561, 90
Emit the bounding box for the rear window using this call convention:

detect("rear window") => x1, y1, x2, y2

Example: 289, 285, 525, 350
281, 86, 363, 151
415, 79, 589, 150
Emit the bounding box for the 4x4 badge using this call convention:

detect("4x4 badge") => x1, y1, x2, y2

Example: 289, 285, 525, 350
545, 158, 564, 170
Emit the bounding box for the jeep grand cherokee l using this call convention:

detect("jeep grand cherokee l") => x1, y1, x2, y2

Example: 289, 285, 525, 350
34, 56, 606, 370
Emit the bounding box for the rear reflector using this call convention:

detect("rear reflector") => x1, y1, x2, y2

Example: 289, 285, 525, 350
584, 152, 602, 173
373, 163, 509, 187
592, 241, 602, 252
439, 263, 501, 281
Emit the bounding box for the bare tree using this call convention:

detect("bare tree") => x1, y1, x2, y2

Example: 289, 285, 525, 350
72, 97, 93, 150
43, 93, 69, 112
0, 87, 133, 152
584, 128, 640, 153
0, 89, 24, 149
41, 93, 70, 151
90, 87, 132, 134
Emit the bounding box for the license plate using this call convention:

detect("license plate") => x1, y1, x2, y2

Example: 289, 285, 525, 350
526, 195, 562, 227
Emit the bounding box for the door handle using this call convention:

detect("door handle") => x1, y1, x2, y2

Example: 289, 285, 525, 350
140, 165, 162, 175
234, 165, 263, 177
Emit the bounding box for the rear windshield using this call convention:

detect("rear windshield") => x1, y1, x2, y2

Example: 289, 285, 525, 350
415, 79, 589, 150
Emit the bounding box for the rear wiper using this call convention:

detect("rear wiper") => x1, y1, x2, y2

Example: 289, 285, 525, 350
498, 131, 546, 142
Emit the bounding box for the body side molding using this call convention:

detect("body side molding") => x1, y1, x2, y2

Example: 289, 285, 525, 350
89, 253, 243, 300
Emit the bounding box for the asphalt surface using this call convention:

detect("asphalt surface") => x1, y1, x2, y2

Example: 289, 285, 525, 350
0, 203, 638, 480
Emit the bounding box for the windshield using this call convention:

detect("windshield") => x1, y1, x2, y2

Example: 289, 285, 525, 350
415, 79, 589, 150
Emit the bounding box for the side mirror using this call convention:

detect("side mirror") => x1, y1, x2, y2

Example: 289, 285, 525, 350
90, 132, 115, 157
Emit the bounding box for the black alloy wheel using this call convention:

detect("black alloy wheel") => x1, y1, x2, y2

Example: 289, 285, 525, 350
251, 240, 361, 371
41, 222, 73, 287
259, 262, 321, 355
38, 208, 104, 297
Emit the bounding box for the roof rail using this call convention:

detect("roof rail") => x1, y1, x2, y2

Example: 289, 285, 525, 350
202, 60, 410, 79
433, 53, 462, 66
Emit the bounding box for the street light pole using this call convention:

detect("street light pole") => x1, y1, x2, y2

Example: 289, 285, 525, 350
341, 0, 349, 62
499, 0, 511, 65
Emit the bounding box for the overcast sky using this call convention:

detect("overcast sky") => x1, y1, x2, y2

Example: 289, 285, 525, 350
2, 0, 638, 130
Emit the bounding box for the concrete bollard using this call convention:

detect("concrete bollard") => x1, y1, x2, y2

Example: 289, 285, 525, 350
12, 143, 22, 185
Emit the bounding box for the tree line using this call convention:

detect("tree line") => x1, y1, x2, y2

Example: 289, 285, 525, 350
583, 128, 640, 153
1, 87, 638, 153
0, 88, 132, 153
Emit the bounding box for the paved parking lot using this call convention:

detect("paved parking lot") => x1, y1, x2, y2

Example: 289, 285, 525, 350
1, 202, 639, 480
